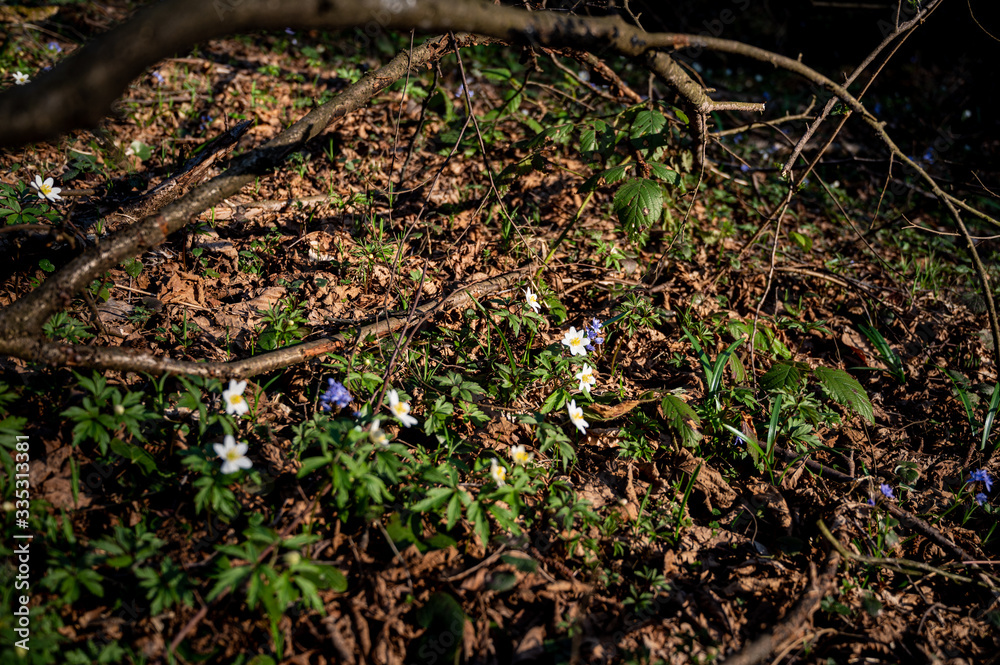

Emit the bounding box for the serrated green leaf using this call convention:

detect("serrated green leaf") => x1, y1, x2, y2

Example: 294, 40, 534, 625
814, 366, 873, 423
613, 178, 662, 240
604, 164, 630, 184
659, 394, 702, 447
761, 362, 804, 392
629, 109, 667, 148
647, 162, 679, 184
579, 119, 615, 159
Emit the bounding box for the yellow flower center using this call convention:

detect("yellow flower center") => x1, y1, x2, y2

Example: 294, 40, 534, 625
229, 394, 244, 405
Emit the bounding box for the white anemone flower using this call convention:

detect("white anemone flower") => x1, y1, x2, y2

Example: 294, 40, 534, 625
575, 364, 597, 393
369, 419, 389, 447
214, 435, 252, 474
222, 379, 250, 416
561, 326, 591, 357
524, 288, 541, 314
490, 458, 507, 486
12, 72, 29, 85
29, 175, 61, 202
510, 444, 533, 465
567, 399, 589, 435
387, 389, 418, 428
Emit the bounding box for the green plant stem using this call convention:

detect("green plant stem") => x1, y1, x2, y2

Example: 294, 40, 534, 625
673, 463, 701, 540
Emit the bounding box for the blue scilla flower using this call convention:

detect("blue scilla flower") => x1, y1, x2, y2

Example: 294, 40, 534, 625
879, 483, 894, 499
47, 41, 61, 53
969, 468, 993, 493
584, 318, 604, 352
320, 379, 352, 411
975, 493, 988, 506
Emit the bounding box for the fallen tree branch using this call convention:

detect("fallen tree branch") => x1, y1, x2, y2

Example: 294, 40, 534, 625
816, 518, 984, 586
3, 0, 997, 371
0, 0, 770, 147
0, 264, 531, 378
102, 119, 252, 232
0, 32, 491, 338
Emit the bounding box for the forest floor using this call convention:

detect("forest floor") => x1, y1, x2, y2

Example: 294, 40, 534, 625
1, 2, 999, 664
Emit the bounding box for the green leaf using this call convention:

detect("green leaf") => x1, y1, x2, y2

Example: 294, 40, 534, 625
128, 140, 152, 161
579, 172, 604, 192
789, 231, 812, 253
500, 553, 538, 572
603, 164, 630, 184
122, 258, 143, 278
384, 512, 426, 552
647, 162, 678, 184
247, 656, 277, 665
467, 500, 490, 546
761, 362, 804, 392
539, 388, 567, 415
446, 492, 463, 530
108, 438, 158, 475
488, 571, 519, 592
207, 563, 252, 602
579, 119, 615, 159
411, 486, 454, 512
629, 109, 667, 145
659, 394, 702, 447
317, 564, 348, 592
629, 109, 671, 155
297, 455, 332, 477
982, 382, 1000, 450
613, 178, 662, 241
39, 258, 55, 272
814, 367, 874, 423
412, 593, 466, 663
